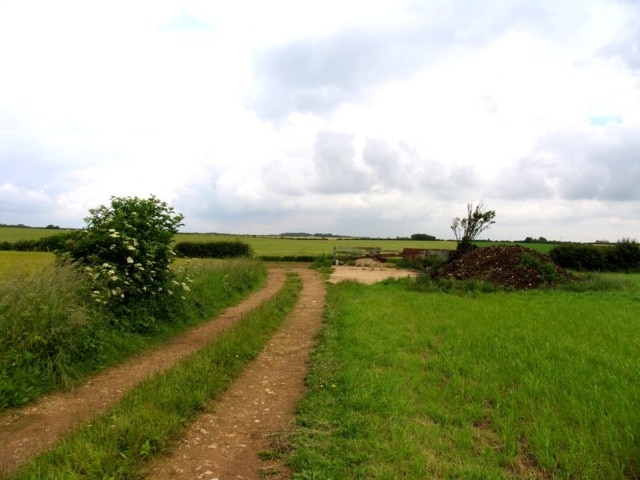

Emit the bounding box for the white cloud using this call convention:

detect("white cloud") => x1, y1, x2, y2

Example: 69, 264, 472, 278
1, 0, 639, 242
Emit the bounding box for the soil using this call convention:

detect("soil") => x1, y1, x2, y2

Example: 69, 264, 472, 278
432, 245, 573, 290
328, 263, 418, 285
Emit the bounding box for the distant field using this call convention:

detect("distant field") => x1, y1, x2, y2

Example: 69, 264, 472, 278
1, 227, 556, 256
0, 251, 55, 275
175, 233, 458, 257
477, 240, 557, 253
175, 234, 557, 256
0, 227, 76, 241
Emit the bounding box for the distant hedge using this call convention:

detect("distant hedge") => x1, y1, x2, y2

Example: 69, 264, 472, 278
0, 235, 254, 260
0, 232, 78, 252
174, 241, 252, 258
549, 239, 640, 272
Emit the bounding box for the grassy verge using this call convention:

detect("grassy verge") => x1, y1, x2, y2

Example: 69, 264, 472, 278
287, 276, 640, 479
0, 258, 266, 410
8, 271, 302, 479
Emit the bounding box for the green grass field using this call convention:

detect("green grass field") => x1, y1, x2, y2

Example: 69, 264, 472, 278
0, 227, 76, 241
287, 275, 640, 479
1, 227, 560, 257
0, 251, 54, 275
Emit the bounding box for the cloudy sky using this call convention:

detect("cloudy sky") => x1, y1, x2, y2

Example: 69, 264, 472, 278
1, 1, 639, 242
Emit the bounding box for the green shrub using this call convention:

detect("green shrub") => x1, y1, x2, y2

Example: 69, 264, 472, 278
549, 244, 606, 271
56, 196, 185, 329
550, 240, 640, 272
37, 231, 79, 252
310, 254, 335, 275
540, 261, 559, 282
518, 252, 558, 283
605, 238, 640, 272
174, 240, 253, 258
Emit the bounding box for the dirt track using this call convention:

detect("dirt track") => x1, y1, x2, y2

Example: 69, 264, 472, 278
145, 267, 325, 479
0, 264, 408, 478
0, 269, 287, 476
327, 264, 417, 284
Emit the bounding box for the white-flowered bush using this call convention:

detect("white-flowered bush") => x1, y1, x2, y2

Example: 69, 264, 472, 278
58, 196, 186, 320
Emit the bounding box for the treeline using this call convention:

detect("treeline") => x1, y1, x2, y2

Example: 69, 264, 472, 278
411, 233, 437, 241
523, 236, 549, 243
0, 223, 61, 229
279, 232, 340, 238
549, 239, 640, 272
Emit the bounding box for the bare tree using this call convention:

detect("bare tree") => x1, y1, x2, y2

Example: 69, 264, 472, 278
451, 201, 496, 254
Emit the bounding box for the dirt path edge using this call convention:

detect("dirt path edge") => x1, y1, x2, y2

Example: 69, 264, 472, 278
0, 269, 286, 477
145, 267, 326, 480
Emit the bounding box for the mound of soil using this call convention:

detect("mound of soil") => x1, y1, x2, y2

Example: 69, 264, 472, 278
355, 257, 387, 267
432, 245, 573, 290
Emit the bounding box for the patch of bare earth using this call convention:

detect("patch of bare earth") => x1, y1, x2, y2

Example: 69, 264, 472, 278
0, 269, 287, 477
328, 260, 417, 285
145, 267, 326, 480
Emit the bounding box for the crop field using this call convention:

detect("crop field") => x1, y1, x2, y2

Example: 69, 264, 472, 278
175, 233, 458, 257
1, 227, 558, 257
0, 227, 75, 241
0, 251, 54, 275
288, 275, 640, 478
174, 233, 556, 256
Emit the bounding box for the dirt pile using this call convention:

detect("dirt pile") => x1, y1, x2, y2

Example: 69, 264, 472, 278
432, 245, 573, 290
355, 257, 387, 267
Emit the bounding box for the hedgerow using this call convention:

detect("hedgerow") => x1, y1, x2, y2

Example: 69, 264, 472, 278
174, 240, 252, 258
549, 239, 640, 272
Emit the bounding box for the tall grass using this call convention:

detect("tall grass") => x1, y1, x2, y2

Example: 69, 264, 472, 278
0, 259, 266, 411
9, 272, 302, 480
0, 262, 99, 406
288, 277, 640, 479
